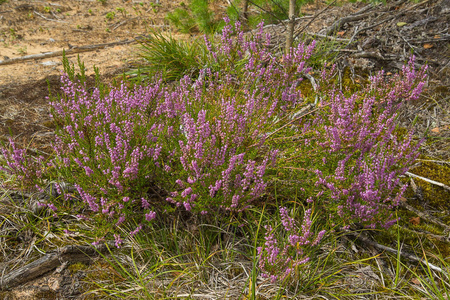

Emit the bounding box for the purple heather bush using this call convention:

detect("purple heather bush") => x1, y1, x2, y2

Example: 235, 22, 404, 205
47, 75, 163, 233
277, 56, 427, 229
157, 19, 316, 212
1, 19, 315, 237
316, 57, 426, 228
0, 17, 427, 282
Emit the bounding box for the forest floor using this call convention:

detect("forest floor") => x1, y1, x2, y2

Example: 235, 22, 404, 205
0, 0, 449, 299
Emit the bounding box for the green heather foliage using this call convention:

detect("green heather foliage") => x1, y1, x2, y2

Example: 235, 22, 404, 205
0, 20, 427, 282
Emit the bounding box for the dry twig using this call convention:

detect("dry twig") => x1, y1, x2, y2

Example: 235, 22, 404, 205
294, 0, 337, 40
33, 10, 67, 23
345, 231, 447, 275
406, 172, 450, 192
0, 39, 137, 66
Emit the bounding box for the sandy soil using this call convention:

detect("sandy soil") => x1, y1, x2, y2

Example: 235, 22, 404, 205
0, 0, 189, 154
0, 0, 189, 83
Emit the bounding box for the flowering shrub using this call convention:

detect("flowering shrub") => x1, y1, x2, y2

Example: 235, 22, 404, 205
0, 138, 45, 187
47, 74, 163, 234
0, 20, 315, 239
257, 207, 326, 283
0, 18, 427, 283
310, 58, 426, 228
161, 19, 316, 212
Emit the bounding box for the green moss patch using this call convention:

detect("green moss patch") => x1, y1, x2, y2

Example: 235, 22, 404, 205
410, 161, 450, 210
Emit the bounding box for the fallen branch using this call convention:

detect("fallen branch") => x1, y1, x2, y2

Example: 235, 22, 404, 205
334, 49, 390, 61
324, 0, 426, 37
345, 231, 447, 275
325, 11, 375, 36
353, 3, 377, 15
294, 0, 336, 40
415, 159, 450, 165
305, 32, 350, 42
111, 19, 128, 31
0, 39, 137, 66
51, 11, 63, 21
406, 172, 450, 192
0, 243, 113, 290
33, 10, 67, 23
110, 17, 139, 31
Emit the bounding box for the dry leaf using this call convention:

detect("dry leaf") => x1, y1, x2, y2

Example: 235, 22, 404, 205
410, 217, 420, 225
337, 31, 345, 36
423, 43, 433, 49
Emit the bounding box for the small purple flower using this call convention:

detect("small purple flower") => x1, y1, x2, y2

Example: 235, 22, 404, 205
145, 211, 156, 221
183, 202, 192, 211
130, 225, 143, 237
114, 234, 123, 248
47, 203, 58, 212
181, 187, 192, 198
115, 215, 125, 226
141, 198, 150, 209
